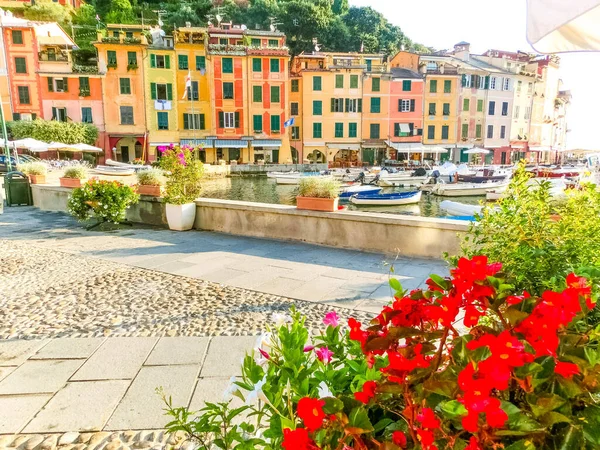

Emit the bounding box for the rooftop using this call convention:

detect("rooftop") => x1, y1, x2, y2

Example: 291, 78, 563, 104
391, 68, 422, 79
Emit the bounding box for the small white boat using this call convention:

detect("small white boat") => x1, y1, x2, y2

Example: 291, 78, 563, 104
339, 185, 381, 199
440, 200, 484, 216
93, 166, 135, 176
105, 159, 152, 171
486, 190, 506, 201
275, 173, 331, 185
266, 170, 299, 178
432, 180, 509, 197
350, 191, 422, 206
379, 176, 429, 187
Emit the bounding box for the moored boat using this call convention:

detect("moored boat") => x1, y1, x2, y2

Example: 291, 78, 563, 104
440, 200, 484, 216
379, 176, 429, 187
93, 166, 136, 176
339, 185, 382, 199
432, 180, 509, 197
350, 190, 422, 206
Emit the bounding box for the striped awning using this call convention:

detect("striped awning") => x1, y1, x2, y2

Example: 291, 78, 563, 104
251, 139, 282, 148
214, 140, 248, 148
180, 139, 214, 147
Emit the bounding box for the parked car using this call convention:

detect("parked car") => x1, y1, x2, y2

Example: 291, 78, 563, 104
0, 155, 17, 173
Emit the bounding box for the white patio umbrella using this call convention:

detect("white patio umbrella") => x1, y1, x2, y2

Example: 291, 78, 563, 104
11, 138, 50, 152
71, 143, 103, 153
527, 0, 600, 53
47, 142, 80, 151
463, 147, 491, 154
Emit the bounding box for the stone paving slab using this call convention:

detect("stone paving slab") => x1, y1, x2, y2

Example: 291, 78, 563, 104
31, 339, 106, 360
144, 337, 209, 366
189, 377, 240, 411
0, 360, 83, 395
200, 336, 256, 377
0, 340, 49, 367
0, 395, 52, 434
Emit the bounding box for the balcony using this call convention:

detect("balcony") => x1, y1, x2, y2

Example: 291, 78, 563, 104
72, 64, 99, 74
38, 51, 69, 62
425, 67, 459, 75
155, 100, 172, 111
208, 43, 246, 56
79, 88, 90, 97
96, 33, 148, 45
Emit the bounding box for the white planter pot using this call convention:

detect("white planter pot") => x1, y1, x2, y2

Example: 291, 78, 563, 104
166, 203, 196, 231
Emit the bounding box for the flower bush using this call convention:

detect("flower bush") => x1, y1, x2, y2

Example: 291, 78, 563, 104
17, 161, 47, 176
136, 168, 163, 186
68, 179, 139, 224
298, 177, 341, 199
62, 166, 88, 179
158, 144, 204, 205
164, 257, 600, 449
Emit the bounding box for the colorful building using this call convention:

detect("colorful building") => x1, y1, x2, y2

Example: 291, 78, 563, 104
288, 72, 302, 163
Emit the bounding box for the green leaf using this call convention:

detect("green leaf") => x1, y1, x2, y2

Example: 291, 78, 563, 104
504, 439, 537, 450
581, 405, 600, 445
280, 416, 295, 431
553, 424, 584, 450
438, 400, 467, 419
557, 377, 584, 398
503, 402, 543, 432
428, 273, 450, 291
322, 397, 344, 415
504, 305, 530, 326
373, 418, 394, 433
540, 411, 571, 427
347, 407, 374, 434
422, 378, 458, 398
389, 278, 403, 293
527, 393, 566, 417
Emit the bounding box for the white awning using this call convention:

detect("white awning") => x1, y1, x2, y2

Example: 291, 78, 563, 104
398, 124, 411, 133
327, 143, 361, 150
251, 139, 282, 148
385, 141, 425, 152
214, 140, 248, 148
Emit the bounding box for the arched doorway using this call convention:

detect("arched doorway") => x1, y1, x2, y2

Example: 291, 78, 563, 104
109, 136, 145, 162
291, 147, 299, 164
332, 149, 359, 168
307, 149, 325, 163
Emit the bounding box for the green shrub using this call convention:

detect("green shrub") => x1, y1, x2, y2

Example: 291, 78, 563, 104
17, 162, 47, 176
8, 119, 98, 145
63, 166, 88, 179
298, 176, 340, 199
158, 145, 204, 205
136, 168, 163, 186
68, 179, 139, 224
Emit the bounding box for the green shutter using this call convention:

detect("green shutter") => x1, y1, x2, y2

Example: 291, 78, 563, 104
63, 78, 68, 92
178, 55, 188, 70
484, 76, 490, 89
150, 83, 156, 100
47, 77, 53, 92
463, 98, 469, 111
165, 55, 170, 69
270, 58, 279, 73
462, 123, 468, 138
150, 54, 156, 68
335, 123, 343, 138
271, 86, 280, 103
370, 97, 380, 113
335, 74, 343, 88
444, 80, 451, 93
253, 58, 261, 72
350, 75, 358, 89
402, 80, 411, 91
253, 115, 262, 132
358, 99, 362, 112
234, 112, 240, 128
223, 58, 233, 73
313, 76, 321, 91
442, 125, 449, 139
183, 114, 189, 130
253, 86, 262, 102
349, 123, 357, 138
372, 77, 380, 92
167, 83, 173, 100
200, 114, 205, 129
218, 112, 224, 128
196, 56, 206, 70
477, 99, 483, 112
291, 79, 299, 92
476, 124, 482, 138
313, 100, 322, 115
430, 79, 437, 93
271, 115, 280, 132
461, 74, 467, 87
313, 122, 322, 138
331, 98, 335, 112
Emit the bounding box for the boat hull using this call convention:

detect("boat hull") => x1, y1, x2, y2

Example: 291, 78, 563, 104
433, 182, 509, 197
440, 200, 483, 216
350, 191, 422, 206
379, 176, 428, 187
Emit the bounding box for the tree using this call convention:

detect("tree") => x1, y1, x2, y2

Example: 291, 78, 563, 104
319, 16, 350, 52
23, 0, 72, 30
105, 0, 137, 24
332, 0, 348, 15
162, 0, 213, 31
72, 4, 100, 51
7, 120, 98, 145
279, 0, 334, 55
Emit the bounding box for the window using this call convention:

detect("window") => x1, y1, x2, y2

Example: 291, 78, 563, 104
107, 50, 117, 66
444, 80, 451, 93
346, 98, 360, 113
490, 77, 497, 90
477, 75, 486, 89
514, 105, 520, 118
426, 62, 437, 72
52, 107, 67, 122
271, 86, 280, 103
350, 75, 358, 89
222, 58, 233, 74
443, 103, 450, 116
487, 125, 494, 139
370, 124, 380, 139
219, 38, 228, 45
151, 83, 172, 101
223, 82, 234, 99
372, 77, 380, 92
428, 103, 436, 115
151, 54, 170, 69
253, 85, 262, 102
222, 112, 236, 128
476, 124, 482, 138
17, 86, 29, 104
291, 102, 299, 116
119, 78, 131, 95
501, 102, 509, 116
81, 107, 92, 123
462, 123, 469, 139
335, 123, 343, 138
335, 74, 343, 89
251, 38, 261, 47
113, 31, 119, 38
524, 106, 531, 120
127, 51, 137, 66
332, 98, 344, 112
252, 115, 262, 133
399, 99, 411, 112
46, 48, 56, 61
79, 77, 90, 96
178, 55, 188, 70
54, 78, 68, 92
183, 114, 205, 130
252, 58, 261, 72
463, 74, 471, 88
441, 125, 449, 140
503, 78, 510, 91
313, 76, 322, 91
120, 106, 134, 125
157, 112, 169, 130
313, 100, 322, 115
125, 31, 133, 39
430, 79, 437, 93
366, 60, 372, 71
15, 57, 26, 74
349, 123, 357, 138
291, 79, 299, 92
271, 115, 280, 133
196, 56, 206, 70
268, 39, 278, 47
291, 126, 300, 140
427, 125, 435, 140
270, 58, 279, 73
463, 98, 470, 111
527, 82, 533, 94
394, 123, 410, 137
477, 99, 484, 112
12, 30, 23, 44
517, 80, 522, 93
402, 80, 411, 91
187, 81, 199, 100
313, 122, 322, 138
370, 97, 381, 113
500, 125, 506, 139
488, 101, 495, 115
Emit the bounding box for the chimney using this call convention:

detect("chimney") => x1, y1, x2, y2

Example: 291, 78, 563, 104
454, 41, 470, 61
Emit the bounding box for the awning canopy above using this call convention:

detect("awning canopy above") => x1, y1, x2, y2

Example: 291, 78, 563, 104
180, 139, 214, 148
529, 145, 554, 152
398, 124, 411, 133
214, 140, 248, 148
251, 139, 282, 148
386, 141, 425, 152
327, 143, 361, 150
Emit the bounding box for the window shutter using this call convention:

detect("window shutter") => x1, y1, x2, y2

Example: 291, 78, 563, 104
165, 55, 170, 69
31, 113, 36, 120
345, 98, 349, 112
51, 107, 57, 120
410, 99, 415, 112
394, 123, 399, 137
234, 112, 240, 128
183, 114, 189, 130
358, 99, 362, 112
409, 123, 414, 134
63, 78, 68, 92
200, 114, 205, 129
461, 74, 466, 87
12, 113, 20, 121
484, 76, 490, 89
47, 77, 53, 92
218, 112, 224, 128
167, 84, 173, 100
150, 54, 156, 68
150, 83, 157, 100
331, 98, 335, 112
398, 99, 402, 112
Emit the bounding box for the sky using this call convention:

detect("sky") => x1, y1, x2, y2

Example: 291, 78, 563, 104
349, 0, 598, 150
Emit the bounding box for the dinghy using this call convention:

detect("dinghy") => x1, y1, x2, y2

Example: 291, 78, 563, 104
339, 185, 382, 199
440, 200, 484, 217
431, 180, 509, 197
350, 191, 422, 206
93, 166, 135, 176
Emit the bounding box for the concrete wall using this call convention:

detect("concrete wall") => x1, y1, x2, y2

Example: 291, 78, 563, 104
230, 163, 328, 174
194, 198, 467, 259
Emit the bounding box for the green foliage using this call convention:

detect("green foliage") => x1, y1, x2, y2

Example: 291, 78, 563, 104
136, 168, 163, 186
17, 162, 47, 176
67, 179, 139, 224
460, 162, 600, 295
158, 145, 204, 205
63, 166, 88, 179
72, 5, 100, 50
298, 176, 340, 199
105, 0, 137, 24
8, 120, 99, 146
23, 0, 72, 30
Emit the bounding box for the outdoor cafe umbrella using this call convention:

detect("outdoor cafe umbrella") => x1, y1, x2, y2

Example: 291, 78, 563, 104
71, 143, 103, 153
464, 147, 491, 166
527, 0, 600, 53
11, 138, 50, 152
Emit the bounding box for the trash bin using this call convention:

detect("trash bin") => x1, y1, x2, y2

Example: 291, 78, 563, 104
4, 171, 32, 206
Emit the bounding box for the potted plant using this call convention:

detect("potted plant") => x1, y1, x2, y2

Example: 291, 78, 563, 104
159, 144, 204, 231
17, 162, 48, 184
296, 177, 340, 212
60, 166, 88, 188
136, 168, 163, 197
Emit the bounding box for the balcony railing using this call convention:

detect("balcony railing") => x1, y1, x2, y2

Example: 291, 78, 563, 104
425, 67, 459, 75
208, 43, 247, 55
79, 88, 90, 97
72, 64, 99, 74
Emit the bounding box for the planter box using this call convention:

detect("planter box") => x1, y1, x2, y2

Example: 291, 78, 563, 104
138, 185, 162, 197
166, 203, 196, 231
29, 175, 46, 184
296, 196, 339, 212
59, 177, 85, 188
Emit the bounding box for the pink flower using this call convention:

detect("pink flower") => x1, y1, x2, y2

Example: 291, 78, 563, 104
323, 311, 339, 327
303, 345, 315, 352
259, 348, 270, 360
169, 142, 175, 148
315, 346, 334, 364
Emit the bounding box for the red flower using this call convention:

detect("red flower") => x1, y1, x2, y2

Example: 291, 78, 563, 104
416, 429, 436, 449
392, 431, 407, 447
348, 318, 368, 346
282, 428, 316, 450
297, 398, 326, 431
463, 304, 485, 327
354, 380, 377, 404
465, 436, 483, 450
555, 361, 580, 378
485, 399, 508, 429
417, 408, 441, 429
462, 411, 480, 433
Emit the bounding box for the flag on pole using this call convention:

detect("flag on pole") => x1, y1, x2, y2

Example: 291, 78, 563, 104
182, 70, 192, 99
360, 41, 364, 53
284, 117, 295, 128
95, 14, 100, 21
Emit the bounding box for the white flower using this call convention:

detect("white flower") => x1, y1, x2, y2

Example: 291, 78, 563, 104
317, 381, 333, 399
245, 376, 268, 405
255, 332, 272, 351
271, 313, 292, 327
223, 375, 239, 400
254, 349, 269, 367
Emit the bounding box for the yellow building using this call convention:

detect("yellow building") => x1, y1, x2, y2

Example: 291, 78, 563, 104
289, 73, 302, 163
362, 68, 390, 166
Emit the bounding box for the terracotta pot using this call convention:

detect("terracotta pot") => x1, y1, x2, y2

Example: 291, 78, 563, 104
550, 214, 561, 222
59, 177, 85, 188
29, 174, 46, 184
166, 203, 196, 231
138, 185, 162, 197
296, 196, 339, 212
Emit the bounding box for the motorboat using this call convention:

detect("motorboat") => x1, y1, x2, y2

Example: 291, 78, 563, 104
350, 190, 422, 206
105, 159, 152, 171
440, 200, 484, 216
458, 167, 512, 183
274, 173, 330, 185
486, 189, 506, 201
93, 165, 136, 176
266, 170, 299, 178
431, 180, 509, 197
533, 167, 583, 178
339, 185, 382, 199
379, 176, 429, 187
